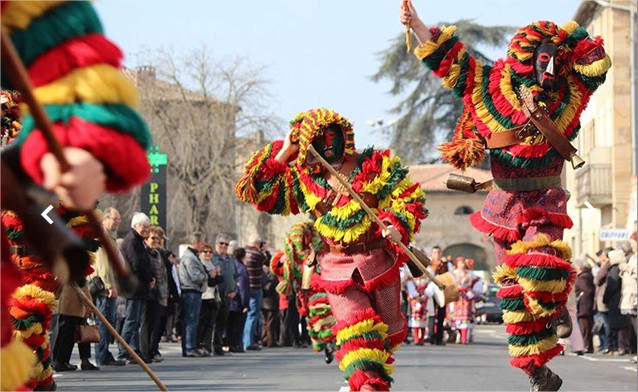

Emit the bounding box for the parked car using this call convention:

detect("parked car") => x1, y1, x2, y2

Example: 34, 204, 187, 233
475, 284, 503, 324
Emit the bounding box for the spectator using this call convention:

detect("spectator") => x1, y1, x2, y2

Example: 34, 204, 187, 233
595, 247, 613, 353
262, 264, 280, 348
604, 249, 630, 355
574, 260, 596, 353
164, 251, 181, 342
211, 234, 238, 355
178, 232, 209, 357
140, 227, 169, 363
243, 234, 266, 351
619, 233, 637, 363
117, 213, 155, 363
198, 243, 221, 356
228, 247, 250, 352
51, 284, 99, 372
429, 246, 451, 345
89, 207, 126, 366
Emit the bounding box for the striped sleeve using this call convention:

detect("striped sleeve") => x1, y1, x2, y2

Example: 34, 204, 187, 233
235, 140, 300, 216
1, 0, 151, 192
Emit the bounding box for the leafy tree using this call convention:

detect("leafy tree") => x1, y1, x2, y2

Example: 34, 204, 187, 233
372, 19, 516, 164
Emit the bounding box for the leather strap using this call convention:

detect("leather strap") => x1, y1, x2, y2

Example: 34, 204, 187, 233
329, 239, 386, 255
485, 122, 540, 149
518, 86, 577, 160
493, 176, 562, 191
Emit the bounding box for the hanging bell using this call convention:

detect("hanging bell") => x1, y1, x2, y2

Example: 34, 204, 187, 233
446, 173, 478, 193
570, 153, 585, 169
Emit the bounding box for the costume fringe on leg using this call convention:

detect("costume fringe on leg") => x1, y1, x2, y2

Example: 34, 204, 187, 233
334, 308, 394, 391
307, 292, 336, 352
494, 234, 575, 374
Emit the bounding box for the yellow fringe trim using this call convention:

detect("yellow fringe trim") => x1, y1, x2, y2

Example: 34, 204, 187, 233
329, 198, 363, 220
526, 297, 563, 318
339, 348, 394, 375
336, 319, 388, 345
13, 284, 56, 310
31, 65, 139, 109
314, 215, 372, 244
503, 309, 536, 324
0, 340, 36, 391
67, 215, 90, 228
442, 59, 463, 89
360, 155, 396, 195
14, 322, 44, 339
414, 25, 457, 61
561, 21, 579, 34
35, 363, 53, 382
493, 265, 517, 284
507, 234, 572, 260
518, 277, 567, 294
574, 54, 612, 78
508, 335, 559, 357
1, 0, 66, 31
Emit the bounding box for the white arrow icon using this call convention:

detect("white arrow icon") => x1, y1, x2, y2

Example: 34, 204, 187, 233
41, 205, 54, 224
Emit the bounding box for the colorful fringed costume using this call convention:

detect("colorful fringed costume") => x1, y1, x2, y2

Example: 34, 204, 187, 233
272, 221, 336, 354
413, 21, 610, 376
1, 1, 150, 390
237, 108, 427, 390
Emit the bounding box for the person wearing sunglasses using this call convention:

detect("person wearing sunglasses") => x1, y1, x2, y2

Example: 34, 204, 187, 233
210, 235, 238, 356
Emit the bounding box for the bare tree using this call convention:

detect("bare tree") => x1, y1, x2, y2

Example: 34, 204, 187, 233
131, 46, 281, 245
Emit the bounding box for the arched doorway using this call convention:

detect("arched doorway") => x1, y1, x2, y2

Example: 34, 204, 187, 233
442, 243, 489, 271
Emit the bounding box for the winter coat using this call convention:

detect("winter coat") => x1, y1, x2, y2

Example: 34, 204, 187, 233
262, 271, 280, 311
620, 254, 637, 315
575, 270, 595, 317
178, 247, 207, 293
121, 229, 155, 299
595, 262, 610, 313
229, 258, 249, 312
603, 263, 626, 329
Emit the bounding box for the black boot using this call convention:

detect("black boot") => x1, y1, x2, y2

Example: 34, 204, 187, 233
529, 366, 562, 391
324, 342, 335, 364
80, 359, 100, 371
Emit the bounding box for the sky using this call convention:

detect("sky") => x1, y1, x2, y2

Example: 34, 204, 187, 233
96, 0, 584, 148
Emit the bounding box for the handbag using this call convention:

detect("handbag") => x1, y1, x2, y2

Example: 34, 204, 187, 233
75, 318, 100, 343
88, 276, 106, 298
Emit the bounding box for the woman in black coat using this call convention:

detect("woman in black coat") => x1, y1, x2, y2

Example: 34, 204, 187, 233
604, 250, 630, 354
575, 261, 596, 353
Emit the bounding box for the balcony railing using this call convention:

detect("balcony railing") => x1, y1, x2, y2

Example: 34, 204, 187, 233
575, 163, 612, 208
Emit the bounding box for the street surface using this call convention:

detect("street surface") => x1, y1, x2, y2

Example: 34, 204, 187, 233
56, 324, 636, 391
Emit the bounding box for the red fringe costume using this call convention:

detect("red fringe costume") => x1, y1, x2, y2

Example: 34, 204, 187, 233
237, 108, 428, 390
1, 1, 151, 390
413, 21, 610, 376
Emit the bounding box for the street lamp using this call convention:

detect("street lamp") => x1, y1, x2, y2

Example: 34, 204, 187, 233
592, 0, 637, 174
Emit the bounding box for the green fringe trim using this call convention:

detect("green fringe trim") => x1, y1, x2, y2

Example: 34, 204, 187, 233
343, 360, 393, 383
508, 326, 555, 346
516, 266, 571, 281
499, 298, 526, 311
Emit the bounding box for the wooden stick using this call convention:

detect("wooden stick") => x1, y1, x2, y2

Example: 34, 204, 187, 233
73, 284, 168, 391
0, 28, 131, 280
307, 145, 445, 290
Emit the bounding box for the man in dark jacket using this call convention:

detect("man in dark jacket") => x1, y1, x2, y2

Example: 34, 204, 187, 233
261, 264, 280, 348
243, 234, 266, 350
575, 260, 596, 353
117, 212, 155, 363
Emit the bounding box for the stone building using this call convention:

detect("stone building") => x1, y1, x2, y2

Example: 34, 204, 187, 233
565, 0, 637, 257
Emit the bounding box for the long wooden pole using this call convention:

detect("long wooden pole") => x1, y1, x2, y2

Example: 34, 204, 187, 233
0, 30, 131, 281
307, 145, 445, 290
2, 29, 162, 387
73, 285, 168, 391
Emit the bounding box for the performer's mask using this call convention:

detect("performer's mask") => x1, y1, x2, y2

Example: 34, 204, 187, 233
312, 124, 344, 163
534, 42, 558, 90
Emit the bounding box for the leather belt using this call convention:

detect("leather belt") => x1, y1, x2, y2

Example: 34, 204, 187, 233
493, 176, 562, 192
485, 122, 541, 149
329, 239, 386, 255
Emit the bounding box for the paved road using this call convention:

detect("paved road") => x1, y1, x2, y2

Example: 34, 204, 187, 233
56, 325, 636, 391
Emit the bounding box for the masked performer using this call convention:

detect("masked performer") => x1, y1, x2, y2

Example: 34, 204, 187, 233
237, 108, 427, 391
400, 1, 611, 390
1, 1, 151, 389
270, 220, 336, 363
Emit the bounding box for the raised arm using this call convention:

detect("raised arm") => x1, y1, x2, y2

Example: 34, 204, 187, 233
400, 0, 432, 45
